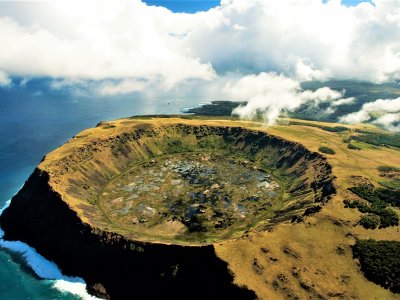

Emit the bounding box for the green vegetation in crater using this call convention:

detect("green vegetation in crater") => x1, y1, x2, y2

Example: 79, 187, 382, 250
318, 146, 336, 155
353, 239, 400, 293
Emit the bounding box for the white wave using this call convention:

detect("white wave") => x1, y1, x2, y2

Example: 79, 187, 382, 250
53, 280, 99, 300
0, 199, 10, 217
0, 199, 100, 300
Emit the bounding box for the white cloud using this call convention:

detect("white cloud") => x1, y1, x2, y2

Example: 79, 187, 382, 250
373, 113, 400, 132
0, 70, 11, 87
98, 79, 146, 96
224, 72, 344, 124
295, 59, 328, 81
0, 0, 400, 90
340, 97, 400, 131
187, 0, 400, 82
298, 87, 343, 105
323, 96, 356, 114
331, 97, 356, 107
0, 0, 215, 87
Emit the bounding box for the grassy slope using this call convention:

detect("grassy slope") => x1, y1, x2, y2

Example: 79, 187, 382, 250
213, 118, 400, 299
40, 116, 400, 299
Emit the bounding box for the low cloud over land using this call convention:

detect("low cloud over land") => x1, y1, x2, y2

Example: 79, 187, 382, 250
224, 72, 346, 124
340, 98, 400, 132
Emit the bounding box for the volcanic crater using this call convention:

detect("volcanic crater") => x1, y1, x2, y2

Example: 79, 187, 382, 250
99, 152, 284, 242
0, 117, 335, 299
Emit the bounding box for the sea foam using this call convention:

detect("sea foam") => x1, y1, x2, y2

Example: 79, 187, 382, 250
0, 199, 100, 300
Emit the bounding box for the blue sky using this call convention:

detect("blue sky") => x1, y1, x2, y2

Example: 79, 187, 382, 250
144, 0, 219, 13
144, 0, 371, 13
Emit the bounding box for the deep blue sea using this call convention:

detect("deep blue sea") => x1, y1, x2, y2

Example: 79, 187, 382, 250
0, 79, 199, 299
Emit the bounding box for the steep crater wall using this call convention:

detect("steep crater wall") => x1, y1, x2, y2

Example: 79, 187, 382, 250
0, 121, 335, 299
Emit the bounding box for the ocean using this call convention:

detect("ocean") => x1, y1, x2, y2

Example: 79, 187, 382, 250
0, 78, 197, 299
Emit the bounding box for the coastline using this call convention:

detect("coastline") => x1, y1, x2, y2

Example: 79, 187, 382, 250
0, 197, 99, 300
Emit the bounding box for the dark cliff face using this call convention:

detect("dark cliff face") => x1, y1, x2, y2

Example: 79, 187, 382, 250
0, 123, 335, 299
0, 169, 256, 299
